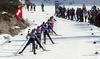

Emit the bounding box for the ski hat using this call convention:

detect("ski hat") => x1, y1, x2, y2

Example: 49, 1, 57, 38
43, 22, 45, 24
83, 4, 85, 6
44, 24, 47, 27
48, 19, 50, 21
31, 29, 35, 33
37, 26, 40, 28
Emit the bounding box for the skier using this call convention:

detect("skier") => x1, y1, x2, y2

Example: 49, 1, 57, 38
40, 22, 45, 32
43, 24, 54, 44
46, 19, 57, 35
36, 26, 42, 43
51, 16, 56, 29
35, 26, 42, 49
19, 29, 37, 54
35, 35, 45, 50
41, 3, 44, 12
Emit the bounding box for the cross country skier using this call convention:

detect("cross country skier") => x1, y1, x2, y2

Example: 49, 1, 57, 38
36, 26, 42, 43
19, 29, 45, 54
40, 22, 45, 32
35, 34, 45, 50
46, 19, 57, 35
35, 26, 42, 49
43, 24, 54, 44
51, 16, 56, 29
19, 29, 37, 54
30, 28, 45, 51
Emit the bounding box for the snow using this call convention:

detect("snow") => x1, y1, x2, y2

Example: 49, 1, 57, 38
1, 0, 100, 59
19, 0, 25, 4
29, 0, 100, 6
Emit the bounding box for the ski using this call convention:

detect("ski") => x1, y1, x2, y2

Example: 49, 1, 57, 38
30, 50, 34, 52
41, 49, 51, 52
52, 34, 62, 36
13, 52, 23, 56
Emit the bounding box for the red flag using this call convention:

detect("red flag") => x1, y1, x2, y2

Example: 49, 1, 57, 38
15, 7, 22, 17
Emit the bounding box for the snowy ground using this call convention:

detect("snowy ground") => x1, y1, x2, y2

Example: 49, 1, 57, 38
1, 0, 100, 59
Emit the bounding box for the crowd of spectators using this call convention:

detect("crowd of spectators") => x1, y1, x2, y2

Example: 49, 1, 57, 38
56, 4, 100, 27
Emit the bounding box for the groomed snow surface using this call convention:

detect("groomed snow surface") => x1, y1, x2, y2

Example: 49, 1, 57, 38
1, 0, 100, 59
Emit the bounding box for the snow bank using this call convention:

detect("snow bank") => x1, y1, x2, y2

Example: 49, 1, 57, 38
0, 34, 12, 46
19, 0, 25, 4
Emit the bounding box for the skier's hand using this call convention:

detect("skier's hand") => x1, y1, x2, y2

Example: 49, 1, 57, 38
26, 37, 28, 40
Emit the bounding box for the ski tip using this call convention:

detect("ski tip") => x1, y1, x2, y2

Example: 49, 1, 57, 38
41, 49, 51, 52
13, 52, 23, 56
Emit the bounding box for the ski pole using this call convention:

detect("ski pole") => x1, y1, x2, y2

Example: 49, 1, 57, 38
14, 40, 28, 55
30, 43, 32, 51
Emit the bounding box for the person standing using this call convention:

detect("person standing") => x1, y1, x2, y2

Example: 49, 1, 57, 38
41, 3, 44, 12
76, 8, 79, 21
30, 3, 33, 11
67, 8, 70, 20
96, 12, 100, 27
84, 13, 88, 22
63, 7, 66, 18
82, 4, 86, 11
82, 4, 86, 13
27, 3, 30, 11
80, 9, 83, 22
33, 3, 36, 11
87, 14, 92, 24
70, 8, 75, 20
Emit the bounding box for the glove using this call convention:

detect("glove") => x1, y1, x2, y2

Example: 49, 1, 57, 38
26, 36, 28, 40
26, 37, 28, 40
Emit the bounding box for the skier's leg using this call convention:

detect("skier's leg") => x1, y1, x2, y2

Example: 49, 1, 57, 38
42, 8, 44, 12
50, 26, 57, 35
19, 40, 31, 54
43, 32, 46, 44
46, 33, 54, 44
35, 37, 45, 50
32, 39, 36, 54
38, 35, 41, 44
85, 17, 86, 22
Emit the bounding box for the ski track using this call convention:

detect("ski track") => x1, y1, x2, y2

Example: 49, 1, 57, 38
1, 1, 100, 59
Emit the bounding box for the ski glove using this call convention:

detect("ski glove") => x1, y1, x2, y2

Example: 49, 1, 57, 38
26, 35, 28, 40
